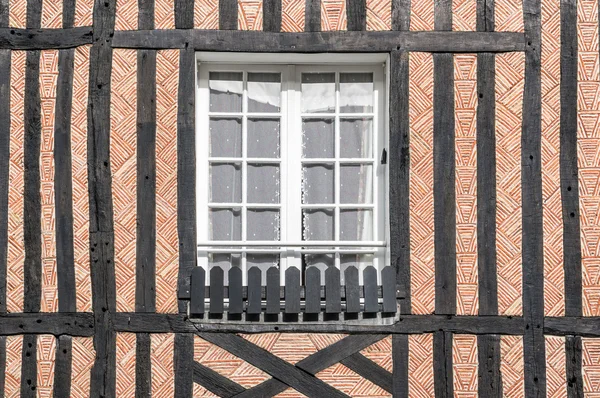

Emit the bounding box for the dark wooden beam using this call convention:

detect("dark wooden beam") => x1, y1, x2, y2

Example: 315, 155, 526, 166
0, 48, 9, 316
305, 0, 320, 32
135, 333, 151, 397
263, 0, 281, 32
112, 30, 527, 53
545, 317, 600, 336
0, 337, 5, 394
174, 334, 194, 398
0, 27, 93, 49
53, 335, 72, 397
347, 0, 366, 31
20, 334, 37, 398
433, 331, 453, 397
478, 335, 502, 397
193, 361, 246, 397
341, 353, 392, 393
566, 335, 583, 398
174, 0, 193, 28
219, 0, 237, 30
0, 313, 94, 335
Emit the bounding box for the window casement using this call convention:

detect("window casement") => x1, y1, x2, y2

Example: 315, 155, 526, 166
194, 53, 394, 319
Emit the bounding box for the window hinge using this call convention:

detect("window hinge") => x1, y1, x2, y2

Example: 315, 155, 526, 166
381, 148, 387, 165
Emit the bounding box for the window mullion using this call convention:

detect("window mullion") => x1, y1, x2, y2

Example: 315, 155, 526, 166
334, 72, 341, 272
286, 65, 302, 272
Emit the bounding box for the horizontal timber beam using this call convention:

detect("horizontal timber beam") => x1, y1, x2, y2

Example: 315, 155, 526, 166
0, 27, 92, 49
544, 317, 600, 337
112, 30, 526, 53
0, 313, 94, 336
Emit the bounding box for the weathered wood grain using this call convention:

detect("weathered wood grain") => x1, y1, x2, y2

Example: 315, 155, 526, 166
478, 335, 502, 397
0, 27, 93, 49
53, 335, 72, 397
392, 334, 409, 397
433, 331, 453, 397
347, 0, 366, 31
174, 333, 194, 398
0, 48, 9, 315
263, 0, 281, 32
219, 0, 237, 30
135, 332, 151, 397
566, 335, 583, 398
341, 353, 392, 392
305, 0, 320, 32
20, 334, 37, 398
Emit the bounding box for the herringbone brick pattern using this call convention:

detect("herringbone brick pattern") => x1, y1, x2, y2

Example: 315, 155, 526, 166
495, 0, 524, 32
496, 52, 525, 316
42, 0, 62, 28
282, 0, 305, 31
111, 49, 137, 313
37, 335, 56, 397
74, 0, 94, 26
39, 49, 59, 314
72, 46, 92, 312
408, 333, 434, 397
156, 50, 180, 313
501, 335, 524, 397
578, 0, 600, 317
321, 0, 347, 31
360, 336, 392, 372
410, 0, 434, 30
409, 52, 435, 314
239, 0, 263, 30
71, 337, 95, 397
115, 0, 138, 30
455, 54, 478, 315
452, 0, 476, 31
116, 333, 137, 397
4, 335, 23, 398
151, 334, 175, 396
9, 0, 25, 27
194, 0, 219, 29
541, 0, 564, 316
366, 0, 391, 31
583, 338, 600, 396
546, 336, 567, 397
7, 50, 26, 314
452, 334, 477, 397
156, 0, 176, 28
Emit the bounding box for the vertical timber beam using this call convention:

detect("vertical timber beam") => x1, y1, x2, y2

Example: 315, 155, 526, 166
305, 0, 321, 32
390, 0, 411, 396
522, 0, 547, 391
219, 0, 237, 30
347, 0, 366, 31
173, 333, 194, 397
0, 0, 8, 388
263, 0, 282, 32
88, 0, 118, 393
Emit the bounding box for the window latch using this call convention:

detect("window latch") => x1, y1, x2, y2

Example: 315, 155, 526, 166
380, 148, 387, 165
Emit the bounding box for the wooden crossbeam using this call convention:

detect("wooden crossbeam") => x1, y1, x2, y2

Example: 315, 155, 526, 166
0, 27, 92, 49
340, 353, 392, 393
193, 361, 246, 397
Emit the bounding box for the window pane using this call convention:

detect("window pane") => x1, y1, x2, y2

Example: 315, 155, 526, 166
209, 72, 243, 113
248, 73, 281, 113
247, 163, 280, 204
248, 118, 280, 158
247, 209, 280, 240
340, 164, 373, 204
303, 209, 334, 241
209, 208, 241, 240
210, 117, 242, 157
340, 73, 373, 113
209, 254, 242, 285
303, 254, 334, 282
340, 118, 372, 158
247, 254, 280, 285
302, 164, 334, 204
302, 118, 334, 158
301, 73, 335, 113
210, 163, 242, 203
340, 210, 373, 241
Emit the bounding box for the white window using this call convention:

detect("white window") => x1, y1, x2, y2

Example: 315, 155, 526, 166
196, 54, 389, 286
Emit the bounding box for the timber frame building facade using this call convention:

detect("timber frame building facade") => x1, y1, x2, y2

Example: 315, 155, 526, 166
0, 0, 599, 396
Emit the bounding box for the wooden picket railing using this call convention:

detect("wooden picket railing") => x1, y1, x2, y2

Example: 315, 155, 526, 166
189, 266, 397, 319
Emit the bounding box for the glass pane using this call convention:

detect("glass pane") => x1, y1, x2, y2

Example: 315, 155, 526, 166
209, 208, 241, 240
247, 254, 280, 285
209, 118, 242, 157
248, 118, 280, 158
247, 209, 280, 240
340, 254, 374, 284
340, 118, 372, 158
340, 209, 373, 241
303, 209, 334, 241
209, 72, 243, 113
303, 254, 334, 283
340, 73, 374, 113
301, 73, 335, 113
340, 164, 373, 204
210, 163, 242, 203
247, 163, 280, 204
209, 254, 242, 285
248, 73, 281, 113
302, 164, 334, 204
302, 118, 334, 158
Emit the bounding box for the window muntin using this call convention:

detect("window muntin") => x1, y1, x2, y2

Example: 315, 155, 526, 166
197, 62, 387, 286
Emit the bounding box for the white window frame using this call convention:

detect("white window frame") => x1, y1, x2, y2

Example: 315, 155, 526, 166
195, 53, 390, 286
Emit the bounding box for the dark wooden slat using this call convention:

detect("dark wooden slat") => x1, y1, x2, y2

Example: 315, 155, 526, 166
194, 361, 246, 397
433, 331, 453, 397
341, 353, 392, 393
344, 266, 360, 313
266, 266, 280, 314
325, 266, 341, 313
174, 334, 194, 398
112, 30, 527, 53
20, 334, 37, 398
0, 48, 9, 315
522, 0, 546, 392
0, 27, 93, 49
210, 267, 224, 314
566, 335, 583, 398
176, 47, 196, 308
305, 266, 321, 313
391, 0, 411, 31
174, 0, 194, 28
135, 333, 151, 397
204, 282, 389, 299
381, 266, 396, 312
55, 48, 77, 313
304, 0, 320, 32
219, 0, 237, 30
228, 267, 243, 314
561, 0, 581, 318
53, 335, 72, 398
263, 0, 281, 32
363, 266, 378, 313
392, 334, 409, 398
247, 267, 261, 314
190, 267, 205, 316
347, 0, 366, 31
478, 335, 501, 397
284, 267, 300, 314
0, 337, 5, 394
198, 332, 348, 398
